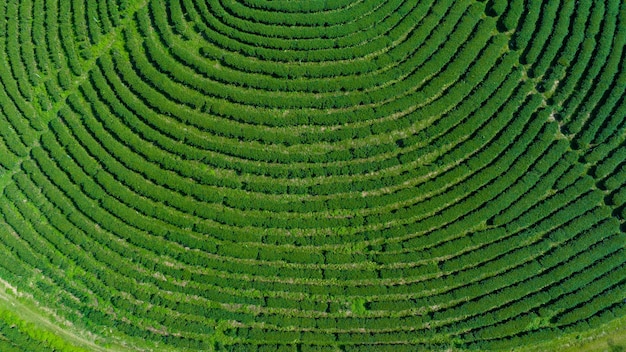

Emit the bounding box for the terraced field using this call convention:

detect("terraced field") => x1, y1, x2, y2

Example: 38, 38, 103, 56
0, 0, 625, 351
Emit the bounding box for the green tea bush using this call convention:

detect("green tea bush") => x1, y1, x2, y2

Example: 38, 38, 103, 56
0, 0, 623, 351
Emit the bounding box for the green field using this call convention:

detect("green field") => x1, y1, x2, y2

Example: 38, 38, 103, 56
0, 0, 625, 350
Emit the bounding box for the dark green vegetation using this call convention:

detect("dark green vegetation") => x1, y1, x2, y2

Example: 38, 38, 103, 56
0, 0, 625, 350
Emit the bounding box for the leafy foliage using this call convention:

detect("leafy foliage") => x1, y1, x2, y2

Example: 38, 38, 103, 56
0, 0, 624, 351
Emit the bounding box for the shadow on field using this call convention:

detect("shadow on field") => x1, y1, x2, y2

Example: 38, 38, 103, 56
609, 339, 626, 352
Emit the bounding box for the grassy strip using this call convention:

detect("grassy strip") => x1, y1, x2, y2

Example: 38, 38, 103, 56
0, 278, 208, 352
517, 315, 626, 352
0, 279, 106, 352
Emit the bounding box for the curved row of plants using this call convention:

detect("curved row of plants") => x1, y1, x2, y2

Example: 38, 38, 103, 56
0, 0, 624, 351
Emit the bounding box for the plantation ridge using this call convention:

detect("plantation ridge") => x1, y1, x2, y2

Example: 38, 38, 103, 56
0, 0, 625, 351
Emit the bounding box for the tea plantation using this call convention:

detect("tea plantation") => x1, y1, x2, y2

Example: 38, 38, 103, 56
0, 0, 625, 351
